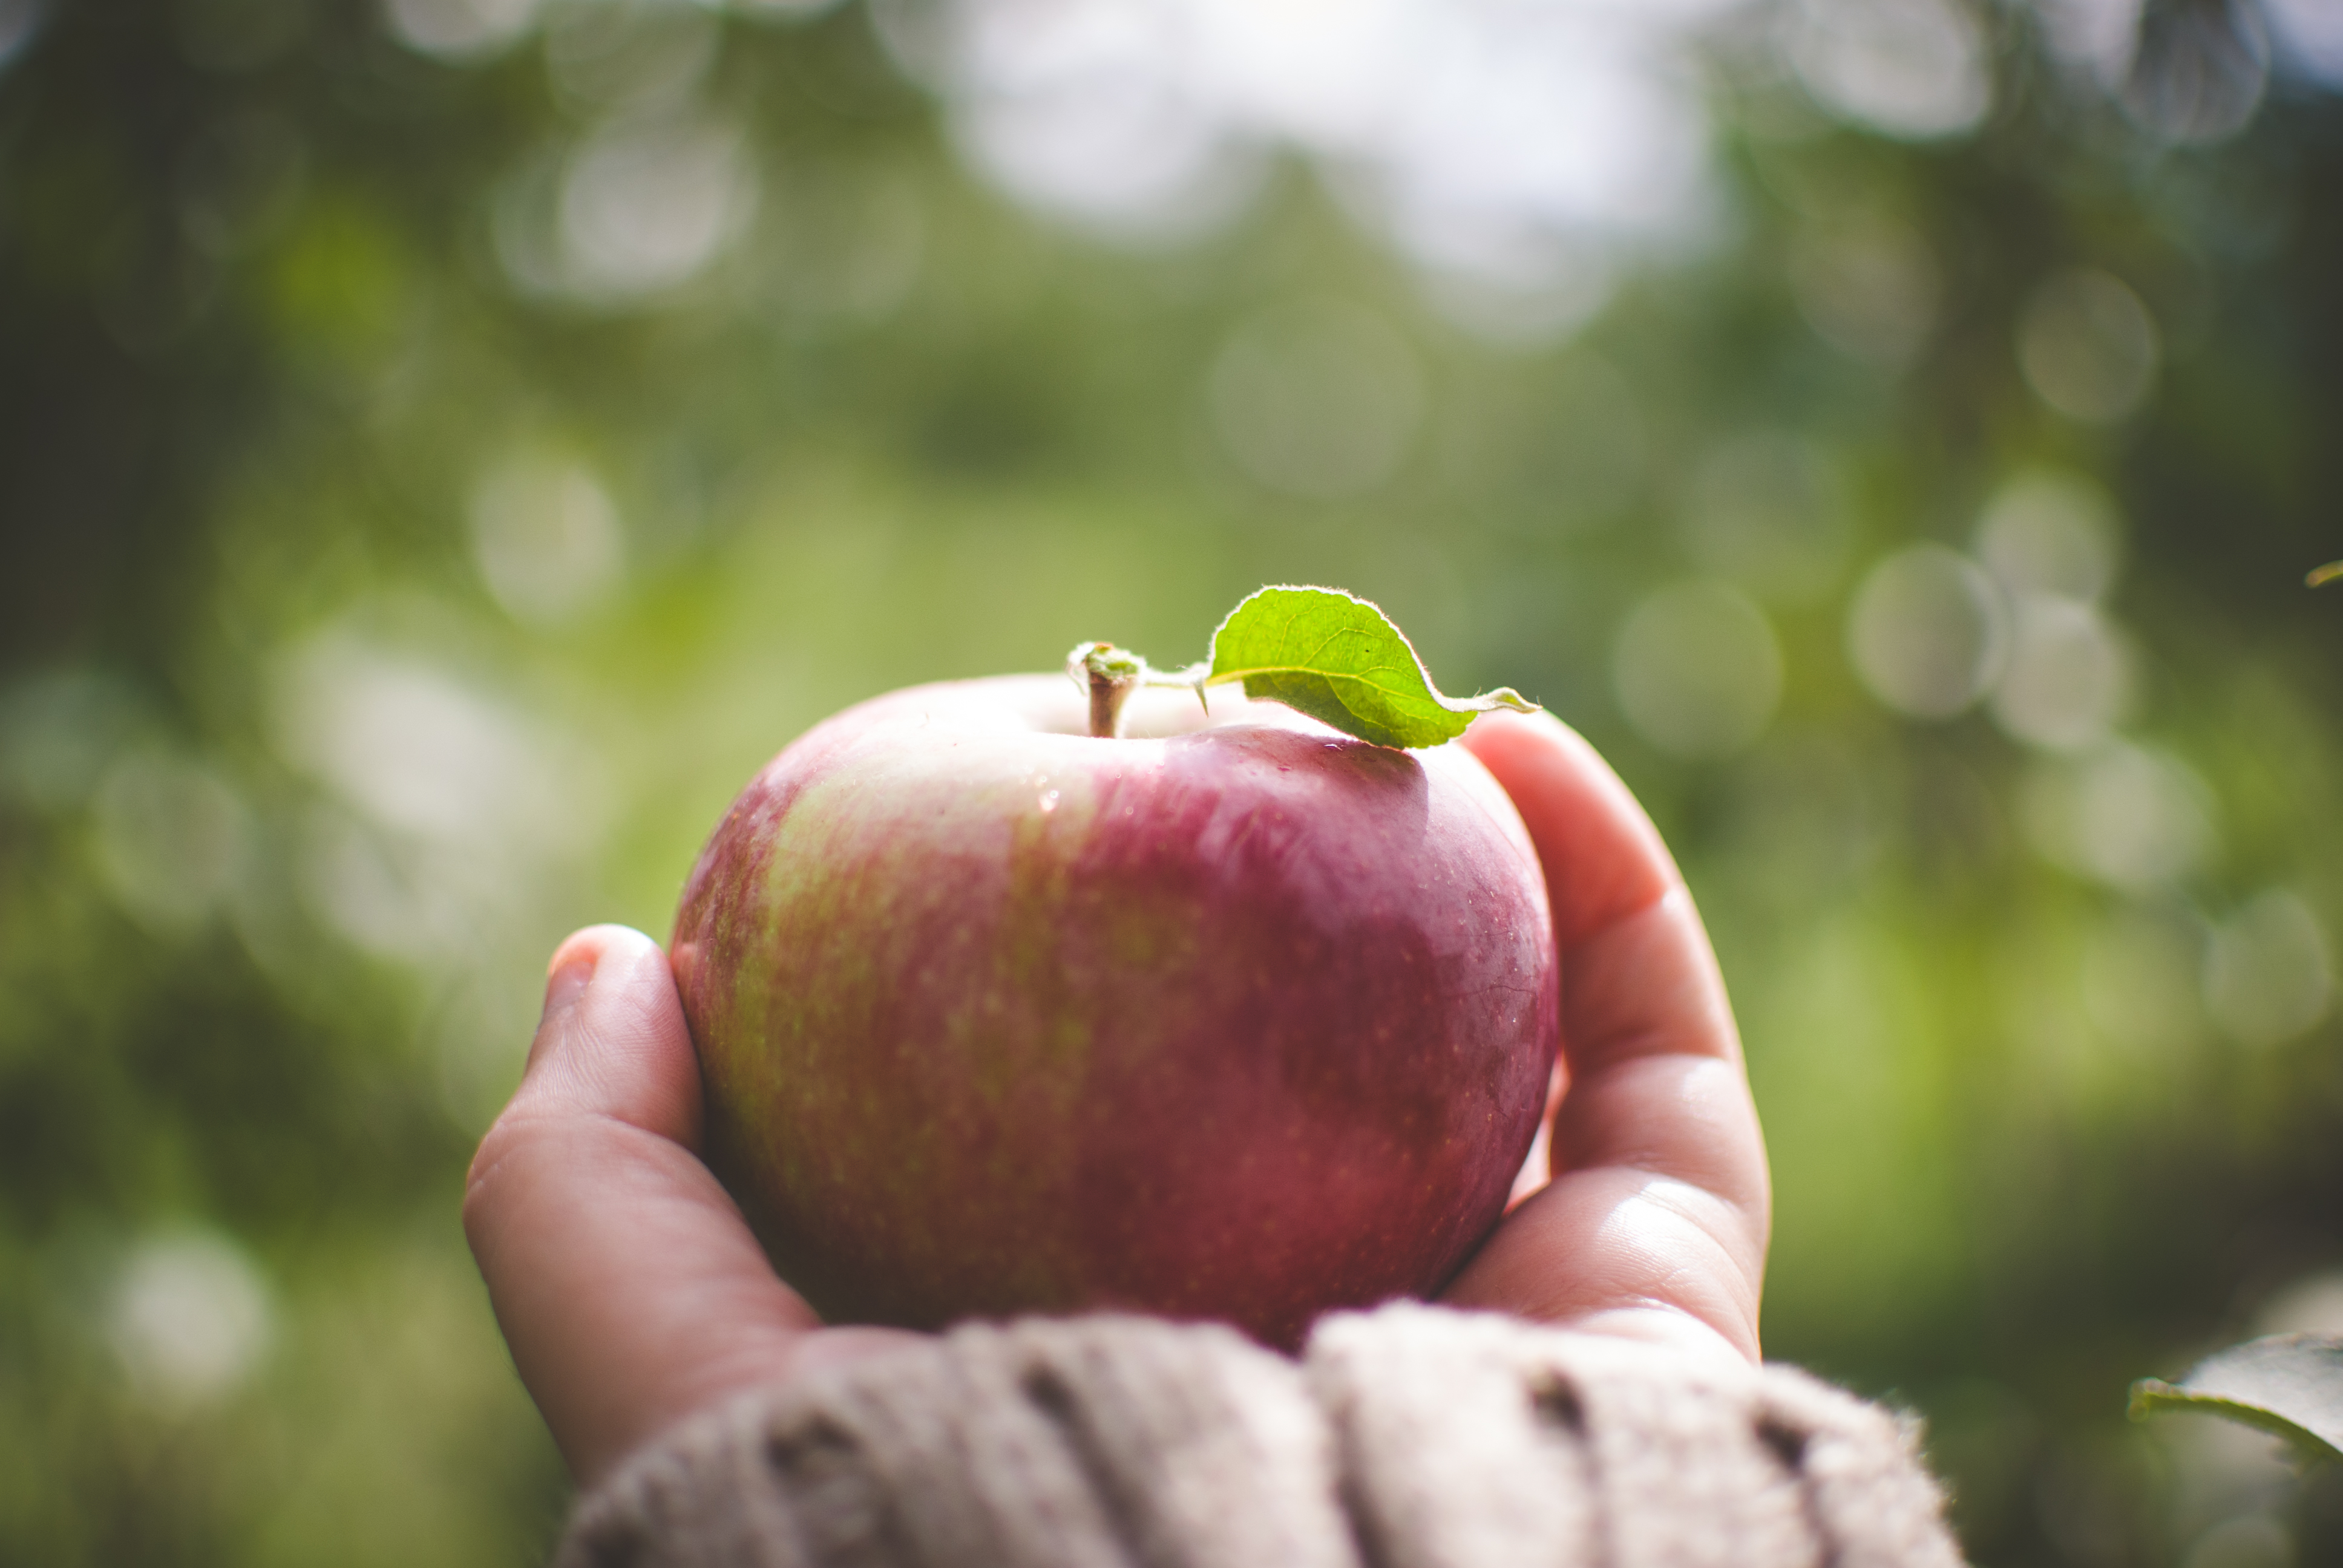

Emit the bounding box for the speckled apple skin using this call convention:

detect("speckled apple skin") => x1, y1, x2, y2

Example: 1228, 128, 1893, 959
672, 675, 1559, 1350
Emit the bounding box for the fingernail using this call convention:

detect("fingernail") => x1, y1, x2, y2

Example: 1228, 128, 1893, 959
540, 943, 600, 1030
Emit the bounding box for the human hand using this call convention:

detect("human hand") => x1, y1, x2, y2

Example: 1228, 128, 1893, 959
462, 925, 922, 1487
1443, 710, 1768, 1369
464, 711, 1767, 1487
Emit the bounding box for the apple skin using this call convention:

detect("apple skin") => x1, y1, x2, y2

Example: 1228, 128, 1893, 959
672, 675, 1559, 1350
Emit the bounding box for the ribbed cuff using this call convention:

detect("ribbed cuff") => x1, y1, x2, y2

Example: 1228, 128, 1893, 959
556, 1304, 1967, 1568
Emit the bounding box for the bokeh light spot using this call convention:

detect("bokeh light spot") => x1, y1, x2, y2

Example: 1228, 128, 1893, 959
955, 59, 1265, 246
2267, 0, 2343, 87
558, 122, 756, 300
1787, 0, 1991, 141
93, 751, 251, 935
2120, 0, 2269, 145
109, 1232, 274, 1409
1990, 594, 2133, 751
2018, 269, 2160, 423
1847, 544, 2007, 719
1976, 469, 2123, 603
383, 0, 539, 60
469, 454, 626, 626
271, 635, 603, 855
2017, 742, 2214, 892
890, 0, 1749, 328
2203, 890, 2332, 1048
299, 809, 460, 960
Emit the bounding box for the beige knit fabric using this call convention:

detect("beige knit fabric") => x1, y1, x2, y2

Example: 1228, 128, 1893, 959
555, 1304, 1968, 1568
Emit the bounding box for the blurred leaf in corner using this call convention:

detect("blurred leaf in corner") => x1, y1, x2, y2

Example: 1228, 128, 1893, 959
2131, 1334, 2343, 1463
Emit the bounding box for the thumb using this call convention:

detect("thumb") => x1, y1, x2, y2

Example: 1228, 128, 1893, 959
465, 926, 833, 1485
512, 924, 707, 1146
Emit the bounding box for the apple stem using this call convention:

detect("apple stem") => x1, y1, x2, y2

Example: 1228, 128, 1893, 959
1066, 642, 1144, 738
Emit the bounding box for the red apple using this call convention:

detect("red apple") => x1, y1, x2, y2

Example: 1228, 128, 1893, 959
672, 675, 1559, 1350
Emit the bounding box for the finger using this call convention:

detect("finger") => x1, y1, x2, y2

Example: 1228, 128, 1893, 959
1441, 1045, 1768, 1362
1452, 712, 1769, 1359
464, 926, 912, 1485
1460, 707, 1681, 950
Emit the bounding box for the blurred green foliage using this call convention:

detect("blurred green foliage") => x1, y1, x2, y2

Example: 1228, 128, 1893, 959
6, 0, 2343, 1563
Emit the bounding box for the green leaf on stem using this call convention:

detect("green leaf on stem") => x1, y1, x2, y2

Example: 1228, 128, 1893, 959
1198, 585, 1537, 750
2129, 1334, 2343, 1464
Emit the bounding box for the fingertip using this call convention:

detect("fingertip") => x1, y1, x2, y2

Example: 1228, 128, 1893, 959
529, 925, 657, 1067
545, 923, 659, 987
536, 933, 603, 1043
1464, 709, 1679, 947
513, 924, 703, 1150
1459, 704, 1580, 765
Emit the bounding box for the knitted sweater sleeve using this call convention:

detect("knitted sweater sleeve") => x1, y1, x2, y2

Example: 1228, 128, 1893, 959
554, 1303, 1968, 1568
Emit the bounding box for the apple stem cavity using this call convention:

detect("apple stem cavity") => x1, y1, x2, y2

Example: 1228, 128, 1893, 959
1067, 642, 1146, 739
